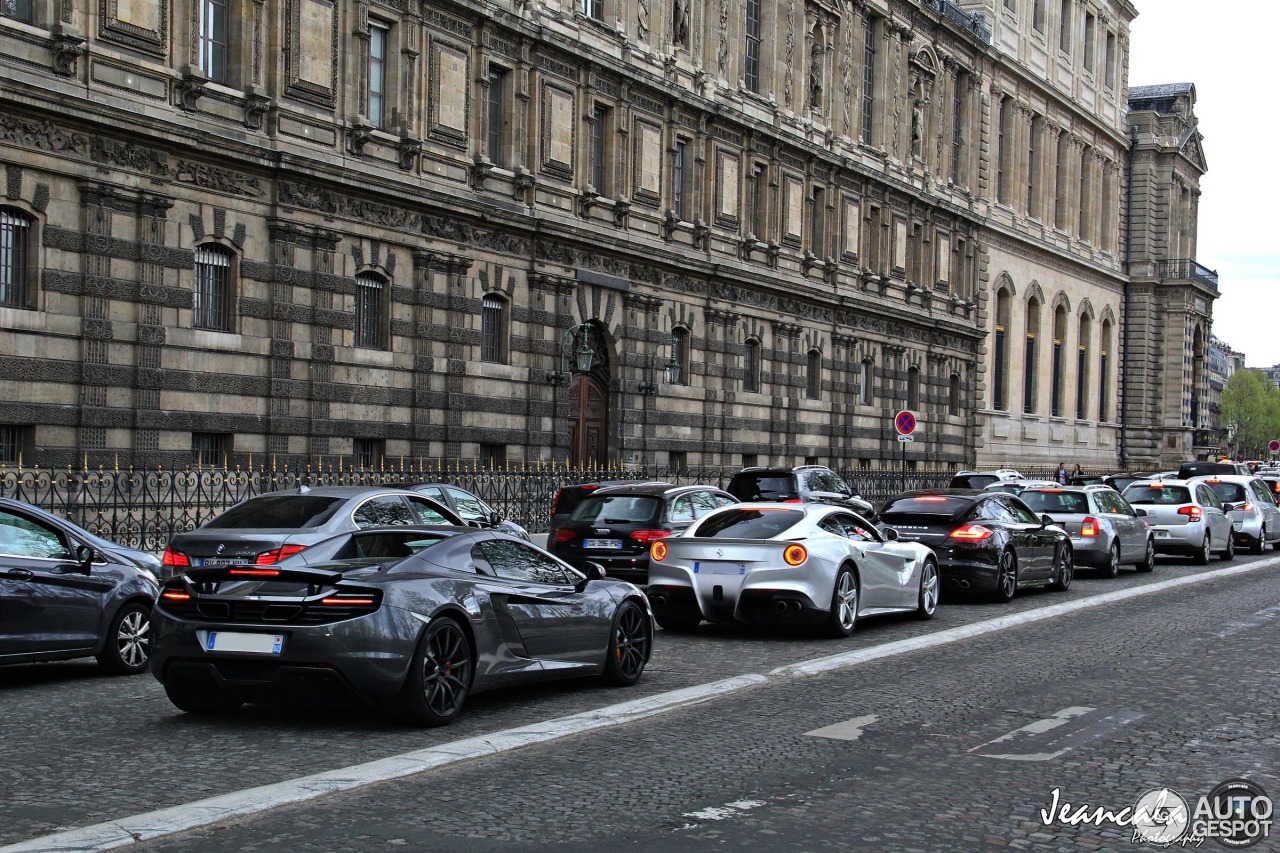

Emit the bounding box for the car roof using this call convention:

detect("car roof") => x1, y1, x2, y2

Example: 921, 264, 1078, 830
592, 483, 711, 497
248, 486, 434, 498
1187, 474, 1259, 484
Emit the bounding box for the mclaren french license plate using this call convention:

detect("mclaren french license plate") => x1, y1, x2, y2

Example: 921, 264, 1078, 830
584, 539, 623, 549
694, 561, 746, 575
206, 632, 284, 654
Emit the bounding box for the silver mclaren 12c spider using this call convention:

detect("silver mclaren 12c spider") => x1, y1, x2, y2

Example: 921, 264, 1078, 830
150, 526, 653, 726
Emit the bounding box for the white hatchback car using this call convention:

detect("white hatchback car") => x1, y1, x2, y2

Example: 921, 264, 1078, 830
1187, 475, 1280, 554
1121, 479, 1235, 564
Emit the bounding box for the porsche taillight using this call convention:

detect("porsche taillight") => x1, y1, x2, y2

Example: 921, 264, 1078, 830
949, 524, 994, 541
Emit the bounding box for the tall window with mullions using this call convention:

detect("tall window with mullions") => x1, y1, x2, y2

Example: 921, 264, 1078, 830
1, 0, 33, 22
196, 0, 229, 84
368, 22, 388, 129
193, 246, 231, 330
744, 0, 761, 93
581, 0, 602, 20
0, 209, 31, 308
354, 274, 386, 349
861, 18, 876, 144
481, 294, 507, 363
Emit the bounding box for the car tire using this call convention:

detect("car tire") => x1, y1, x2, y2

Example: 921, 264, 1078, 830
1101, 542, 1120, 579
1252, 526, 1266, 556
1219, 529, 1235, 561
602, 599, 651, 687
1051, 544, 1074, 592
163, 681, 243, 715
992, 551, 1018, 603
824, 568, 859, 638
1193, 534, 1211, 565
915, 559, 939, 620
386, 616, 473, 727
96, 601, 152, 675
1136, 537, 1156, 573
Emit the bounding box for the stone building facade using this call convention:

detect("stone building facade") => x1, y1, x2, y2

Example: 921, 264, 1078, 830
0, 0, 1207, 471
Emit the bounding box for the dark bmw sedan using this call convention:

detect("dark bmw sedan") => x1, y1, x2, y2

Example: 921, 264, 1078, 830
877, 490, 1073, 602
162, 487, 464, 579
549, 483, 738, 583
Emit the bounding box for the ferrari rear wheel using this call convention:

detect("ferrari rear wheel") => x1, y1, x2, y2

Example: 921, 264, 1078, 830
388, 616, 473, 727
602, 600, 651, 687
824, 568, 858, 638
916, 560, 938, 620
163, 681, 243, 716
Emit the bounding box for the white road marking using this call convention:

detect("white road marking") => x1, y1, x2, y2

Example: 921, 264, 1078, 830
967, 707, 1145, 761
680, 799, 768, 828
7, 555, 1279, 853
805, 714, 880, 741
1210, 602, 1280, 638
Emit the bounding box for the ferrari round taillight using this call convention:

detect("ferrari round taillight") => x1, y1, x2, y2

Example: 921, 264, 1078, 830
783, 543, 807, 566
650, 541, 668, 561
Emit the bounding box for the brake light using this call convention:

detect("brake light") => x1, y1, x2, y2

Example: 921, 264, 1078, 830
1080, 517, 1100, 537
651, 541, 668, 561
1042, 488, 1065, 493
1205, 479, 1222, 484
782, 498, 803, 504
320, 595, 376, 606
915, 496, 949, 502
783, 543, 808, 566
161, 546, 190, 568
1178, 505, 1202, 520
255, 544, 307, 565
229, 568, 282, 577
161, 590, 191, 601
950, 524, 994, 541
630, 530, 672, 543
1241, 502, 1255, 513
554, 529, 577, 543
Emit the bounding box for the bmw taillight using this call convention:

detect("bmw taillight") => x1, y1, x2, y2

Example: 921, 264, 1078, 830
651, 541, 668, 561
1178, 505, 1202, 520
254, 544, 307, 564
783, 543, 808, 566
949, 524, 994, 541
161, 546, 190, 568
1080, 517, 1100, 537
554, 529, 577, 543
630, 530, 672, 543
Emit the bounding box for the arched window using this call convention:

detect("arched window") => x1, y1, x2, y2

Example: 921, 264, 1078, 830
1024, 297, 1041, 414
907, 365, 920, 409
949, 374, 961, 416
859, 358, 874, 406
193, 244, 234, 331
743, 339, 761, 393
354, 273, 387, 349
1076, 314, 1092, 419
0, 208, 33, 309
481, 294, 508, 363
671, 327, 690, 385
994, 288, 1012, 411
1051, 303, 1067, 417
1099, 319, 1112, 421
806, 350, 822, 400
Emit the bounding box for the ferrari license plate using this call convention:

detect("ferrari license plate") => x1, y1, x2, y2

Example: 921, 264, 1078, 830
584, 539, 623, 549
694, 561, 746, 575
206, 632, 284, 654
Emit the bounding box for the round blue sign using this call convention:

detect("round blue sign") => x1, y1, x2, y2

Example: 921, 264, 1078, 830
895, 410, 917, 436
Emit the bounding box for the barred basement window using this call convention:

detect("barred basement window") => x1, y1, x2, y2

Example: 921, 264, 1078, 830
479, 443, 506, 468
0, 425, 26, 464
806, 350, 822, 400
191, 432, 232, 465
353, 438, 383, 468
481, 294, 508, 363
0, 208, 32, 308
193, 245, 232, 331
354, 274, 386, 349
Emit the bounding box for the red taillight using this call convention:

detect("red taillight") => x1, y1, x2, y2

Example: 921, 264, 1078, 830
1241, 502, 1255, 513
254, 544, 307, 565
1080, 517, 1100, 537
320, 595, 376, 606
949, 524, 994, 541
651, 541, 668, 561
161, 546, 190, 568
161, 590, 191, 601
782, 498, 803, 504
229, 568, 282, 577
554, 529, 577, 543
630, 530, 672, 543
783, 543, 808, 565
1178, 505, 1202, 520
915, 496, 949, 502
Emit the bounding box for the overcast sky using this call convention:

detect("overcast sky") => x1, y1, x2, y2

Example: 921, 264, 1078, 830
1126, 2, 1279, 368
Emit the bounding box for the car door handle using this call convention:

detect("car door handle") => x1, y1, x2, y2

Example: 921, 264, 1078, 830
3, 568, 34, 580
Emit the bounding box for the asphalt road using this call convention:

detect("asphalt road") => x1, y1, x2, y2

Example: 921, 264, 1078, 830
3, 551, 1278, 851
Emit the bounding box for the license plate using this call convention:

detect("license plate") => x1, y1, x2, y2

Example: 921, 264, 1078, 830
584, 539, 623, 549
197, 557, 248, 567
206, 632, 284, 654
694, 561, 746, 575
1154, 529, 1169, 537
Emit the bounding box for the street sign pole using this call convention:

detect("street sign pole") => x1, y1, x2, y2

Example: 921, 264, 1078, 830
894, 411, 918, 494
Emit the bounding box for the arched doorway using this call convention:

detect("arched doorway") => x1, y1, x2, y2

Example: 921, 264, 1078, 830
565, 322, 612, 467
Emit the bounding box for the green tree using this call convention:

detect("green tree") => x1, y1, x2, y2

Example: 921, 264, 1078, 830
1221, 369, 1280, 457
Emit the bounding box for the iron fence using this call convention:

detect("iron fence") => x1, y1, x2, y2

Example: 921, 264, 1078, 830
0, 461, 1077, 551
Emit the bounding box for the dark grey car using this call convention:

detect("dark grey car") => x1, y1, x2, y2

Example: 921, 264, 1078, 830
162, 487, 464, 578
0, 499, 159, 674
1018, 486, 1155, 577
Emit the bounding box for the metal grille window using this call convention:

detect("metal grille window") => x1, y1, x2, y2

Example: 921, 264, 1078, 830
353, 438, 382, 468
197, 0, 229, 84
0, 425, 22, 464
859, 360, 873, 406
744, 0, 761, 93
0, 209, 31, 308
487, 67, 507, 166
581, 0, 602, 21
368, 22, 388, 129
744, 339, 761, 393
191, 432, 231, 465
806, 350, 821, 400
193, 246, 232, 331
481, 294, 507, 363
1, 0, 32, 21
479, 443, 506, 468
354, 274, 386, 349
861, 19, 876, 144
907, 366, 920, 410
673, 139, 688, 221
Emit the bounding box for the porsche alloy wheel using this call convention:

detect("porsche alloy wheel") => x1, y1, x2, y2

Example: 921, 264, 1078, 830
916, 560, 939, 620
825, 569, 858, 638
993, 551, 1018, 603
1052, 544, 1074, 592
603, 600, 651, 687
389, 617, 473, 726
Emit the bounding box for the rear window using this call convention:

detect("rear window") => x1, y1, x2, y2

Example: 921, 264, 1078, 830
880, 495, 973, 520
570, 495, 662, 524
949, 474, 998, 489
691, 508, 805, 538
1020, 490, 1089, 514
204, 495, 344, 529
728, 474, 797, 501
1202, 482, 1248, 503
1125, 485, 1191, 505
1178, 463, 1243, 478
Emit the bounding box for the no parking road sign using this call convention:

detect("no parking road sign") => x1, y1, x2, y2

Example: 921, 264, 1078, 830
1270, 439, 1280, 453
895, 410, 917, 443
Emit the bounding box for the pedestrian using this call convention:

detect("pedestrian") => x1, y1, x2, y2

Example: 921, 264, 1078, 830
1071, 463, 1083, 479
1056, 462, 1069, 485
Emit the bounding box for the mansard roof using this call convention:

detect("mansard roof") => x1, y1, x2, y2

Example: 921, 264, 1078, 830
1128, 82, 1196, 106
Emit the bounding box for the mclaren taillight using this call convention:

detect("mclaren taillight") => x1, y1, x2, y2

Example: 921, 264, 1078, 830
782, 543, 808, 566
650, 541, 668, 561
230, 567, 282, 577
1178, 505, 1202, 520
320, 594, 377, 606
255, 544, 308, 565
160, 589, 191, 602
630, 530, 672, 543
1080, 517, 1100, 537
161, 546, 190, 568
554, 529, 577, 543
950, 524, 994, 541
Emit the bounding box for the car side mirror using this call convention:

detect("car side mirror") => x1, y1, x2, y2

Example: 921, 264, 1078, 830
883, 527, 900, 541
75, 544, 95, 573
1134, 508, 1148, 517
581, 562, 606, 581
1040, 514, 1054, 527
489, 510, 502, 526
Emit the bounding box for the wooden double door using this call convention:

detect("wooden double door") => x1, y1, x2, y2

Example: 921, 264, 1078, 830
567, 374, 608, 467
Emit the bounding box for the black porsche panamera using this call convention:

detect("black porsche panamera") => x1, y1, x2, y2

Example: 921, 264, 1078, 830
151, 526, 653, 726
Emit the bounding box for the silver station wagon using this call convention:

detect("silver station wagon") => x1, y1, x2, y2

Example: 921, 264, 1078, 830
1018, 485, 1154, 576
